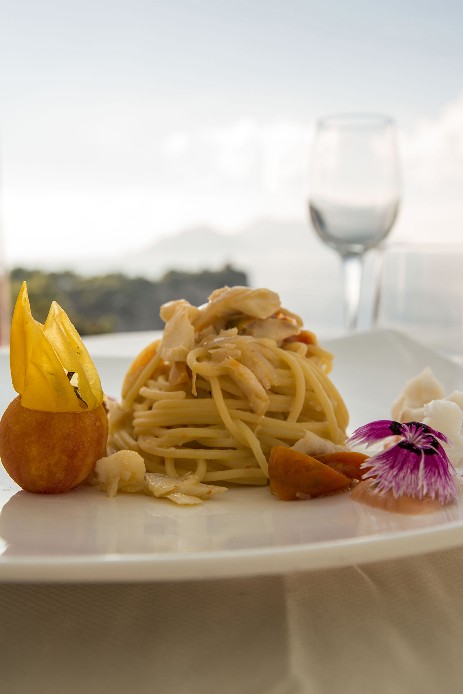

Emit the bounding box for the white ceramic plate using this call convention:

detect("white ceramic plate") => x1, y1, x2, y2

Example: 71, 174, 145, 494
1, 329, 463, 583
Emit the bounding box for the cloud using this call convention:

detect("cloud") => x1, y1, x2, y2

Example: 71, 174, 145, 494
161, 131, 192, 158
4, 94, 463, 267
391, 93, 463, 241
159, 118, 313, 224
168, 118, 312, 186
400, 93, 463, 200
157, 98, 463, 243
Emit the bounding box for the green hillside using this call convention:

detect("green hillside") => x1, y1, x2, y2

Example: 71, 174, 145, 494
10, 265, 248, 335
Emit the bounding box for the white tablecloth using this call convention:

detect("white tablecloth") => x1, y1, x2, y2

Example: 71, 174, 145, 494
2, 332, 463, 693
2, 548, 463, 694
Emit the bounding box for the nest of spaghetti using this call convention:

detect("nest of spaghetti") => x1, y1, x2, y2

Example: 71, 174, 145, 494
105, 287, 349, 500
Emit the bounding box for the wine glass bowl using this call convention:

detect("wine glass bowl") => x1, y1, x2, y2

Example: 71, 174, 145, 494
308, 113, 401, 331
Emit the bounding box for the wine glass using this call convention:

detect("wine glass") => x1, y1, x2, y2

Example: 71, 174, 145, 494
308, 113, 400, 332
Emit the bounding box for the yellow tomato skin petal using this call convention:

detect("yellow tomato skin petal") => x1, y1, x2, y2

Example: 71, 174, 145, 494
44, 302, 103, 410
9, 282, 104, 413
10, 282, 35, 395
21, 328, 85, 411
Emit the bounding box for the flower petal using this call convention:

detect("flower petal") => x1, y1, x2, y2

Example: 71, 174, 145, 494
349, 420, 404, 446
361, 441, 458, 504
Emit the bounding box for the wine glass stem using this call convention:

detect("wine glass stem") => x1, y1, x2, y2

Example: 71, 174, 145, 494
341, 251, 364, 332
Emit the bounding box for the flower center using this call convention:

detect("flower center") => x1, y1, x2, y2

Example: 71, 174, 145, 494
402, 422, 437, 453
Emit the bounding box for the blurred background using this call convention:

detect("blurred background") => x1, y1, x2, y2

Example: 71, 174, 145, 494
1, 0, 463, 340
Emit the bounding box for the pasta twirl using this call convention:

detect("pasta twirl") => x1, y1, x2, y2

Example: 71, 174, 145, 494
107, 286, 349, 486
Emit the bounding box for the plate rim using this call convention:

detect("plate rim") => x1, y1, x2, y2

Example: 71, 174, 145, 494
1, 515, 463, 582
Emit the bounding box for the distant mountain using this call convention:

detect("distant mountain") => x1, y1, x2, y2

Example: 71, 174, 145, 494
104, 218, 326, 280
143, 225, 242, 257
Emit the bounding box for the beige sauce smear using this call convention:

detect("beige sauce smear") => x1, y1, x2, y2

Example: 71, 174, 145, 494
351, 480, 442, 515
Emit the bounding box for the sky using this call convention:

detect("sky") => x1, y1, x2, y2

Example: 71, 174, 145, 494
1, 0, 463, 268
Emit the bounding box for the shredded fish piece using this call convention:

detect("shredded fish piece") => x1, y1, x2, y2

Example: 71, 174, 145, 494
159, 300, 198, 362
391, 367, 444, 422
239, 341, 276, 389
391, 367, 463, 468
94, 450, 146, 497
242, 316, 300, 342
194, 286, 281, 331
292, 430, 347, 456
144, 472, 227, 505
166, 492, 203, 505
225, 358, 269, 415
93, 451, 227, 505
144, 473, 177, 497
